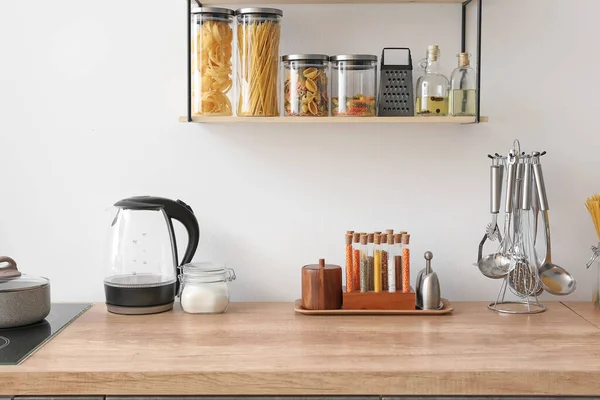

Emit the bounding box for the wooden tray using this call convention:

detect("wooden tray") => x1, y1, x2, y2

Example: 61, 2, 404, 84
294, 298, 454, 315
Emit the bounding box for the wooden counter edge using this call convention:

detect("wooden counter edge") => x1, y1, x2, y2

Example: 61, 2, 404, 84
3, 370, 600, 396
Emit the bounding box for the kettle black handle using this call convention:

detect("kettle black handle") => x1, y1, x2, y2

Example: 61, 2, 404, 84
114, 196, 200, 266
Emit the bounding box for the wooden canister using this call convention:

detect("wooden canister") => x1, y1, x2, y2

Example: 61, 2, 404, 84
301, 259, 342, 310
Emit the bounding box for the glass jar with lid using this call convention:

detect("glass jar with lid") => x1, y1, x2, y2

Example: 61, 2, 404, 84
331, 55, 378, 117
191, 7, 235, 116
236, 8, 283, 116
282, 54, 329, 117
179, 262, 236, 314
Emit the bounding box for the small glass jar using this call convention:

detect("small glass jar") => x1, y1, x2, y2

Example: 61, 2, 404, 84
179, 262, 236, 314
282, 54, 329, 117
236, 8, 283, 117
191, 7, 235, 116
331, 55, 378, 117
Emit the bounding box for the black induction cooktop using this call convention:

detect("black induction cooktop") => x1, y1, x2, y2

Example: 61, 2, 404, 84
0, 303, 91, 365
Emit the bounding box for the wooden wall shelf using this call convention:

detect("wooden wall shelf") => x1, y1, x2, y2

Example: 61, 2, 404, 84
199, 0, 465, 4
179, 116, 488, 124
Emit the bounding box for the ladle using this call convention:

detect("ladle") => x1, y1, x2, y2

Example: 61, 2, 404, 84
532, 161, 577, 295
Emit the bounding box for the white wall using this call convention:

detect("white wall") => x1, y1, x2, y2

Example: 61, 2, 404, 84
1, 0, 599, 303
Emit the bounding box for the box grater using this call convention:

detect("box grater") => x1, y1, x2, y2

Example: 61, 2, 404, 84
378, 48, 414, 116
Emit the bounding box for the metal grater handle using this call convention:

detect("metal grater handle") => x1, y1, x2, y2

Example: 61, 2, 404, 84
381, 48, 413, 68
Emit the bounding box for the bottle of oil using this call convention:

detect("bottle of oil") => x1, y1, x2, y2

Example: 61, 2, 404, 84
450, 52, 476, 116
415, 45, 449, 116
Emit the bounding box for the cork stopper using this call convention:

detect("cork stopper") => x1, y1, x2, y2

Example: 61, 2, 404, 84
353, 232, 360, 243
385, 229, 394, 235
399, 231, 407, 236
346, 230, 354, 235
394, 233, 402, 243
458, 52, 470, 67
401, 233, 411, 245
360, 234, 367, 245
374, 231, 382, 235
381, 234, 387, 244
374, 233, 381, 245
388, 233, 394, 245
368, 233, 374, 243
427, 44, 440, 62
345, 233, 353, 245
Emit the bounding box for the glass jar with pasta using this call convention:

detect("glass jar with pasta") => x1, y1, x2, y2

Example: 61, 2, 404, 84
331, 55, 378, 117
236, 8, 283, 117
191, 7, 234, 116
282, 54, 329, 117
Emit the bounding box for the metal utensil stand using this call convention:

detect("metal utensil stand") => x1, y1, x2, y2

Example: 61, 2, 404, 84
481, 140, 547, 314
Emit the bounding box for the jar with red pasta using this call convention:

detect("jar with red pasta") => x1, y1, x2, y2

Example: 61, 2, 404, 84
282, 54, 329, 117
331, 55, 378, 117
191, 7, 234, 116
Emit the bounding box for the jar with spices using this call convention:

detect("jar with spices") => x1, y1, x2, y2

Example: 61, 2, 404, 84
179, 262, 236, 314
331, 55, 378, 117
282, 54, 330, 117
236, 8, 283, 116
191, 7, 235, 116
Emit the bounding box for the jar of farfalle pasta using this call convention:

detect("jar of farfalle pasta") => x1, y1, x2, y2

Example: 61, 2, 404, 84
236, 8, 283, 117
191, 7, 234, 116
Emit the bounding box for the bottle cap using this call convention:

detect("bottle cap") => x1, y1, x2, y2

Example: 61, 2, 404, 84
345, 233, 353, 245
374, 233, 381, 245
353, 232, 360, 243
360, 234, 368, 245
458, 52, 470, 67
388, 233, 394, 245
401, 233, 411, 245
368, 233, 374, 243
427, 44, 440, 61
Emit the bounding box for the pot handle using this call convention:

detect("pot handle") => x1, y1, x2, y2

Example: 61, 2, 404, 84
0, 257, 21, 279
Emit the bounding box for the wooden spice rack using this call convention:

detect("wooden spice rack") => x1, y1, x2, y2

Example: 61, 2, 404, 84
343, 289, 416, 310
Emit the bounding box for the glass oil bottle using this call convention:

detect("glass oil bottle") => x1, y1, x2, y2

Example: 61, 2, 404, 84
450, 52, 476, 116
415, 45, 449, 116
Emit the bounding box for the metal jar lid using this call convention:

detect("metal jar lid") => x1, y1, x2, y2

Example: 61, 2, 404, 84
191, 7, 235, 17
331, 54, 378, 62
0, 257, 49, 293
281, 54, 329, 62
236, 7, 283, 17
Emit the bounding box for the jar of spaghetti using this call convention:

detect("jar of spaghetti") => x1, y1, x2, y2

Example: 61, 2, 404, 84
191, 7, 234, 116
236, 8, 283, 117
331, 55, 378, 117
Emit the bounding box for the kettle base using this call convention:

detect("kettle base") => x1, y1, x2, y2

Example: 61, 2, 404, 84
106, 302, 174, 315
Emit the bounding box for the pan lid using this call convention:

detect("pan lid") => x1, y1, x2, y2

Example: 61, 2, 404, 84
0, 257, 49, 292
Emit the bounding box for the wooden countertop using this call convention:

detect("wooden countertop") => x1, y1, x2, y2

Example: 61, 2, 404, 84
3, 302, 600, 396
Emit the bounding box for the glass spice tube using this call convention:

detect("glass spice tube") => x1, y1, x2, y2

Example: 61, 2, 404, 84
352, 232, 361, 292
374, 233, 382, 292
401, 233, 411, 293
367, 233, 374, 291
393, 233, 403, 291
381, 234, 389, 291
345, 233, 353, 293
359, 234, 368, 292
387, 233, 396, 293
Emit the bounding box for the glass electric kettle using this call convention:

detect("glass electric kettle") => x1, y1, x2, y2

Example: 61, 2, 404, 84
104, 196, 200, 315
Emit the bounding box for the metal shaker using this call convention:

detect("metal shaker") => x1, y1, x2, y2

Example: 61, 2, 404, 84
416, 251, 441, 310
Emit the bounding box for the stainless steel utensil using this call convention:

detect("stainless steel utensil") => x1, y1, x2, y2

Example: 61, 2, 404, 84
0, 256, 51, 328
416, 251, 441, 310
486, 159, 504, 241
478, 148, 518, 278
532, 162, 577, 295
